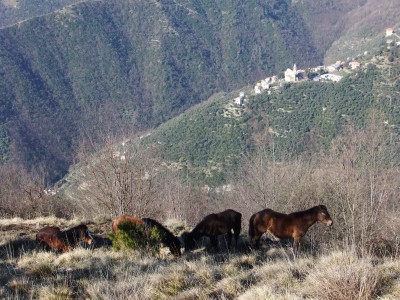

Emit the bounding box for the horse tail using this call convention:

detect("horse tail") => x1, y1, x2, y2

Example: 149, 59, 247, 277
248, 213, 256, 239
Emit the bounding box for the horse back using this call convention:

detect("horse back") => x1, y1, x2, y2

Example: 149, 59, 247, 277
36, 226, 61, 237
112, 215, 144, 233
36, 226, 70, 252
258, 209, 304, 238
220, 209, 241, 221
198, 209, 241, 235
63, 224, 90, 245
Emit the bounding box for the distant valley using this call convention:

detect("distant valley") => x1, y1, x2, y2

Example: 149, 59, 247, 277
0, 0, 399, 184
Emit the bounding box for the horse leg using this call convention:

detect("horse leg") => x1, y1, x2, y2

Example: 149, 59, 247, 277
234, 232, 240, 249
210, 236, 219, 250
293, 237, 301, 257
227, 230, 233, 250
233, 224, 241, 248
251, 233, 262, 249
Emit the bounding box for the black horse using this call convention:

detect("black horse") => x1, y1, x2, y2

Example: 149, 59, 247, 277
142, 218, 182, 257
182, 209, 242, 251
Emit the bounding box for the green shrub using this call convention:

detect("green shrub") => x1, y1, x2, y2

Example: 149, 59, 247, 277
109, 221, 163, 255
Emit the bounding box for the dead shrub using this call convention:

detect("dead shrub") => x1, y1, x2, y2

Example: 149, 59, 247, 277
304, 251, 386, 300
364, 238, 399, 257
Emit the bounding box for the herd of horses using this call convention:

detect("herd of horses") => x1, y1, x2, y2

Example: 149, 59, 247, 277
36, 205, 333, 257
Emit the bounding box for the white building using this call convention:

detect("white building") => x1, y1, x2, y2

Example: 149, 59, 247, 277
314, 74, 343, 82
261, 79, 270, 90
349, 61, 361, 69
254, 83, 262, 94
284, 64, 297, 82
234, 92, 245, 105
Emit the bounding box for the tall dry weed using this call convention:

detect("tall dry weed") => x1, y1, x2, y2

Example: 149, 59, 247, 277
304, 251, 385, 300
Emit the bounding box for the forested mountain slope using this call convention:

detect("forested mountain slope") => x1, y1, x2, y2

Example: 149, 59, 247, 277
0, 0, 80, 28
58, 44, 400, 204
325, 0, 400, 63
0, 0, 320, 182
293, 0, 400, 63
1, 0, 399, 184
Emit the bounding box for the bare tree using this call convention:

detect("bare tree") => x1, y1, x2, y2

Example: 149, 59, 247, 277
0, 163, 58, 218
71, 139, 166, 219
232, 111, 400, 249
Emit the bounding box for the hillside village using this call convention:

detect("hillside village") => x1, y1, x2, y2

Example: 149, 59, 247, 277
230, 27, 400, 109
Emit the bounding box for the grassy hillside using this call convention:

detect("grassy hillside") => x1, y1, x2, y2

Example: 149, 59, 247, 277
293, 0, 364, 58
0, 0, 321, 182
1, 0, 398, 183
293, 0, 400, 64
0, 217, 399, 299
136, 44, 400, 186
318, 0, 400, 63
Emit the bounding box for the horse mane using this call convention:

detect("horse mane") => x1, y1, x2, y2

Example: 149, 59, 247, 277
189, 213, 219, 237
66, 224, 88, 231
142, 218, 182, 256
142, 218, 175, 241
63, 224, 89, 244
184, 221, 206, 240
289, 205, 321, 217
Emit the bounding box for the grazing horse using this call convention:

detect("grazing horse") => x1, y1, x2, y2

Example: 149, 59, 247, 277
112, 215, 182, 257
36, 224, 94, 253
182, 209, 242, 251
248, 205, 333, 254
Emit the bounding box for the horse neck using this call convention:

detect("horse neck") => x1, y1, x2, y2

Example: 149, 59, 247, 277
145, 219, 173, 242
189, 225, 203, 239
155, 225, 172, 242
298, 208, 320, 228
64, 228, 82, 242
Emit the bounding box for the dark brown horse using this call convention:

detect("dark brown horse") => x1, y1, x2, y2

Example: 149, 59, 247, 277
182, 209, 242, 251
36, 224, 94, 253
112, 215, 182, 257
248, 205, 333, 254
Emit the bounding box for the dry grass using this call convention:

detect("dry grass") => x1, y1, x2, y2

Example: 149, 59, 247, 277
1, 217, 399, 300
304, 251, 385, 300
3, 247, 400, 299
37, 285, 73, 300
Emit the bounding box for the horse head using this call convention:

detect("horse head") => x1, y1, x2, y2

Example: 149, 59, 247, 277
77, 224, 95, 245
317, 205, 333, 226
169, 236, 183, 257
181, 231, 196, 251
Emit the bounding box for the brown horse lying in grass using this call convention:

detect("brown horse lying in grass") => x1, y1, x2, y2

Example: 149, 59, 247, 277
249, 205, 333, 254
182, 209, 242, 252
112, 215, 182, 257
36, 224, 94, 253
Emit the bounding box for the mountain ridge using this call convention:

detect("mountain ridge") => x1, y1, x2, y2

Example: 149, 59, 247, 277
0, 0, 321, 182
